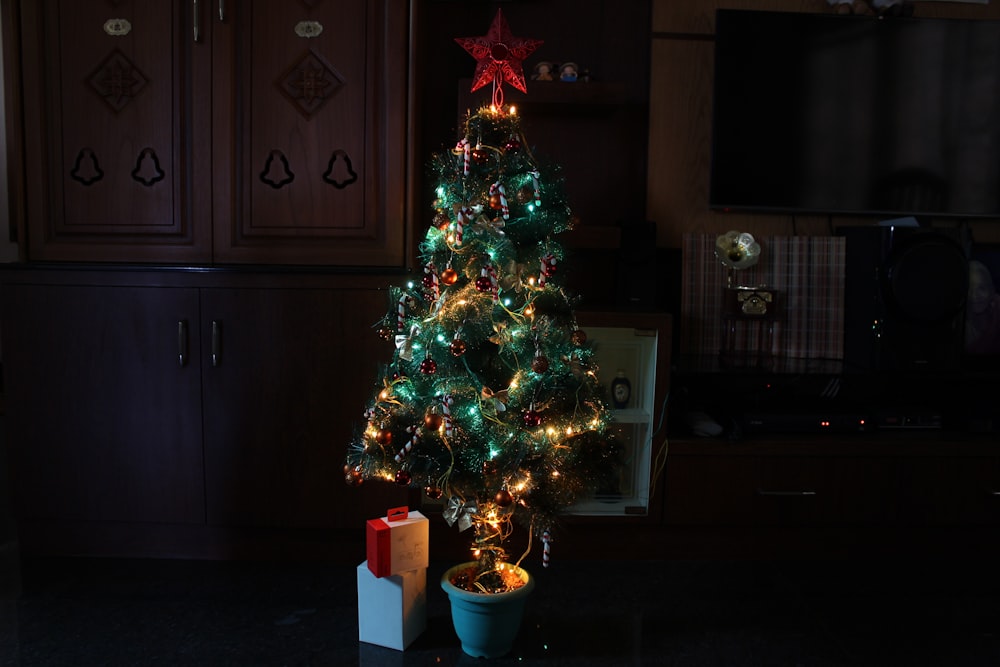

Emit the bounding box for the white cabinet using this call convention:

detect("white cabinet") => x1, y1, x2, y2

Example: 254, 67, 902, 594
568, 313, 672, 516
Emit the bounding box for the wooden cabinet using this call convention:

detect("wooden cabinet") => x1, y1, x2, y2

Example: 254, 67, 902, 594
8, 0, 411, 266
1, 284, 206, 524
0, 269, 408, 557
663, 436, 1000, 532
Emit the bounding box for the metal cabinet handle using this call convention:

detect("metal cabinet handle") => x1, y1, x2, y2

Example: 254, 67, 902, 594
193, 0, 201, 42
757, 490, 817, 497
219, 0, 225, 21
178, 320, 188, 367
211, 320, 222, 367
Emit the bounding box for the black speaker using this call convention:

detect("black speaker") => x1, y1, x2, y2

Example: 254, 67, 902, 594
842, 225, 969, 373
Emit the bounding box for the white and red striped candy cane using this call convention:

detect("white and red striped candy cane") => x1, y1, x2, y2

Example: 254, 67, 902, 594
439, 394, 454, 437
395, 425, 420, 462
424, 262, 439, 301
489, 181, 509, 220
456, 137, 470, 176
538, 253, 557, 288
542, 529, 552, 567
397, 295, 410, 332
530, 170, 541, 205
455, 207, 472, 247
485, 265, 499, 303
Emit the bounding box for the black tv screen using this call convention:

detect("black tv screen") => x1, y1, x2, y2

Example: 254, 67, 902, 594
710, 10, 1000, 220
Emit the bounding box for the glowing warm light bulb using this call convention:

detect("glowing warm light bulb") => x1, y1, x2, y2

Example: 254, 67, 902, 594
490, 104, 498, 114
509, 105, 517, 115
379, 390, 389, 400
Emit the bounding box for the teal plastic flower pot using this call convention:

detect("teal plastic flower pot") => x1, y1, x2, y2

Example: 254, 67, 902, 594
441, 562, 535, 658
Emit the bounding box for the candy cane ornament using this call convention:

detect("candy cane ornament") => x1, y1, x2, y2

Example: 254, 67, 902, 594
455, 207, 472, 247
490, 182, 509, 220
530, 170, 541, 206
439, 394, 454, 437
539, 253, 557, 288
396, 295, 411, 332
395, 425, 420, 462
456, 137, 471, 176
423, 262, 440, 302
542, 529, 552, 567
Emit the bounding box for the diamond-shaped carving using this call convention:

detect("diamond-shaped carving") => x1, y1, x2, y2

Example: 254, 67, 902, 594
278, 50, 344, 118
88, 49, 147, 112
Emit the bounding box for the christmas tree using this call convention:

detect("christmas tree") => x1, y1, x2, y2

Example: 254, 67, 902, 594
344, 10, 620, 593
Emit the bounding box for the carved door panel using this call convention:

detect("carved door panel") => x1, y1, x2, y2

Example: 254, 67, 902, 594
211, 0, 410, 266
18, 0, 213, 262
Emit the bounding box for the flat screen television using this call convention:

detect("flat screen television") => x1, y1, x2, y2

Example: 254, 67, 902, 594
709, 9, 1000, 220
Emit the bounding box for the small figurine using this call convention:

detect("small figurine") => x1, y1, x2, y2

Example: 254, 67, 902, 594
559, 62, 578, 82
532, 61, 554, 81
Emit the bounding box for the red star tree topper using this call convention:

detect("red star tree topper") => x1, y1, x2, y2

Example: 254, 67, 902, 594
455, 9, 542, 107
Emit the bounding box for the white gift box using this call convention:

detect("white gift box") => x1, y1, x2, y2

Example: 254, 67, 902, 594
356, 560, 427, 651
365, 507, 429, 578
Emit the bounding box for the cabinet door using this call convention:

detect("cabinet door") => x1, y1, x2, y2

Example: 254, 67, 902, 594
17, 1, 213, 262
1, 284, 206, 524
211, 0, 410, 266
200, 287, 390, 528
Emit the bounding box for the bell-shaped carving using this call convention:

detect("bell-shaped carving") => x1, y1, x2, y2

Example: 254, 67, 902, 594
260, 150, 295, 189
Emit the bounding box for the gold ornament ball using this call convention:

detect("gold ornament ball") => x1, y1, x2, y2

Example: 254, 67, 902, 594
375, 429, 393, 446
489, 193, 503, 210
571, 329, 587, 345
441, 268, 459, 285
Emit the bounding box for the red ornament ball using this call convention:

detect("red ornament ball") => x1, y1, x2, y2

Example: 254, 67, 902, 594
433, 211, 450, 230
422, 274, 437, 289
523, 410, 543, 427
495, 489, 513, 507
419, 358, 438, 374
531, 355, 549, 373
472, 147, 490, 164
424, 412, 444, 431
450, 338, 467, 356
345, 466, 364, 487
489, 193, 503, 210
475, 275, 494, 292
377, 325, 394, 341
395, 470, 412, 486
441, 268, 459, 285
375, 429, 393, 446
571, 329, 587, 345
425, 485, 443, 500
483, 460, 498, 476
503, 138, 521, 153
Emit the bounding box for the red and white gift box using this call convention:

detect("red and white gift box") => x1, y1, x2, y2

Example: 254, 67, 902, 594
356, 560, 427, 651
365, 506, 428, 578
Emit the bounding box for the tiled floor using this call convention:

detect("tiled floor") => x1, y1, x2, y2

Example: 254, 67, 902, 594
2, 554, 999, 666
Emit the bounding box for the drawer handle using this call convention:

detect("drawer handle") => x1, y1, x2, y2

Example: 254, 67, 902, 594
219, 0, 225, 21
193, 0, 201, 42
178, 320, 188, 367
757, 490, 817, 497
211, 320, 222, 367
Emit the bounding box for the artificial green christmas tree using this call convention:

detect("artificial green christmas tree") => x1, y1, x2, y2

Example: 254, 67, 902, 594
345, 10, 619, 594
